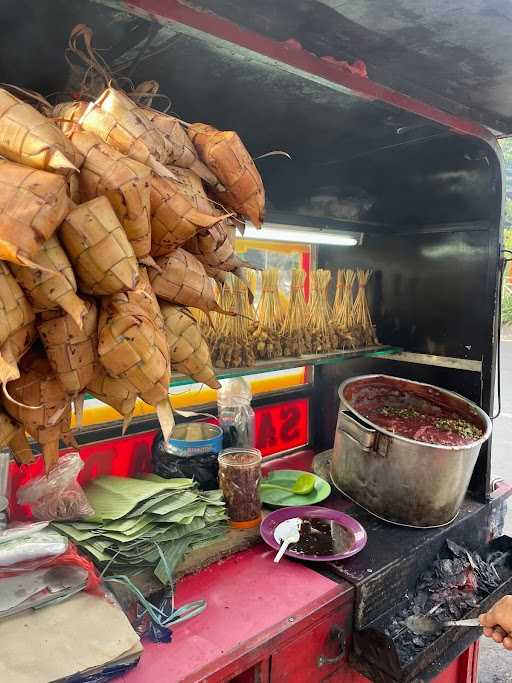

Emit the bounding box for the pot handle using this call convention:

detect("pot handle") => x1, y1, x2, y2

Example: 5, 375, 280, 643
339, 411, 377, 449
339, 411, 390, 457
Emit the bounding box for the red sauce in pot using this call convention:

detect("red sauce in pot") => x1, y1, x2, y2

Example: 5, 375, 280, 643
350, 384, 483, 446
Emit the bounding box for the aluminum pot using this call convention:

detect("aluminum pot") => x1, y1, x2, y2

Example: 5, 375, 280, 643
331, 375, 492, 528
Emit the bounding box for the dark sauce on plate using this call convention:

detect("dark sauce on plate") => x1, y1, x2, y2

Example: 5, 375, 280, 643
288, 518, 355, 557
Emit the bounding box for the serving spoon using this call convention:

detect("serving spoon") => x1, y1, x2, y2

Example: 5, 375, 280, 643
261, 473, 316, 496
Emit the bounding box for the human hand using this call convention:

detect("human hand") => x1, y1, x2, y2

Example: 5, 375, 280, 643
480, 596, 512, 650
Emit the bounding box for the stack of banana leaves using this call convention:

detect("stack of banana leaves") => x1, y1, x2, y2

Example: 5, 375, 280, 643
53, 474, 227, 583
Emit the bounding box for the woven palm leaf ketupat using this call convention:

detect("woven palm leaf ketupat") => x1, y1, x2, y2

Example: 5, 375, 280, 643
141, 109, 222, 188
184, 223, 251, 274
86, 366, 138, 434
0, 160, 70, 268
188, 123, 265, 227
10, 236, 87, 329
37, 298, 98, 397
0, 89, 80, 174
150, 175, 227, 258
53, 101, 89, 136
160, 302, 220, 389
98, 268, 174, 441
2, 350, 75, 472
59, 196, 139, 295
78, 88, 173, 177
150, 248, 235, 317
7, 423, 35, 465
0, 263, 36, 384
68, 130, 153, 262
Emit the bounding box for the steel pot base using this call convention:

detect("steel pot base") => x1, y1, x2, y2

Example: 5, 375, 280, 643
329, 465, 459, 529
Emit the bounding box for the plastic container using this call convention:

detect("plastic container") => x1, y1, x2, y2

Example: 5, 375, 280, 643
218, 448, 262, 529
152, 423, 223, 490
217, 378, 255, 449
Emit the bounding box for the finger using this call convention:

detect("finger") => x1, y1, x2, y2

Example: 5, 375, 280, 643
492, 630, 505, 643
483, 627, 495, 638
503, 637, 512, 651
481, 613, 497, 628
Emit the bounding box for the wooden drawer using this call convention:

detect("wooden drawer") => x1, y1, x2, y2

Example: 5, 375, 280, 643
270, 602, 353, 683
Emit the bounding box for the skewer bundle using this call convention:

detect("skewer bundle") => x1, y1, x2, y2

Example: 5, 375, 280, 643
211, 275, 255, 368
332, 270, 356, 349
307, 270, 337, 354
254, 268, 283, 359
352, 269, 378, 346
280, 269, 310, 357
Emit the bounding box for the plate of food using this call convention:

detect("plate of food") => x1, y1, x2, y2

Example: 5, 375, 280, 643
260, 505, 367, 562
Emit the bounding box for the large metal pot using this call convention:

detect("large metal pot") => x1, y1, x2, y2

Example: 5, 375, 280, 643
331, 375, 492, 528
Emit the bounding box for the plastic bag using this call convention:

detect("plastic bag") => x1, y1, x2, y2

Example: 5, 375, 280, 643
17, 453, 94, 521
152, 431, 219, 490
217, 378, 255, 449
0, 529, 67, 566
0, 542, 102, 593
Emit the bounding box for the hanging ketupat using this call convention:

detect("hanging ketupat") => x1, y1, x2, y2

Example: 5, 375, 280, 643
98, 268, 174, 441
67, 130, 153, 264
0, 88, 80, 174
59, 196, 139, 295
2, 349, 77, 472
188, 123, 265, 228
10, 236, 87, 329
160, 302, 220, 389
0, 160, 70, 269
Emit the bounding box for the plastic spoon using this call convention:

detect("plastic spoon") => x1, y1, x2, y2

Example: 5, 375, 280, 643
273, 518, 302, 563
261, 473, 316, 496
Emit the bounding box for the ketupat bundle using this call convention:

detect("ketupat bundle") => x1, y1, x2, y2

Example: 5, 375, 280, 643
59, 196, 139, 295
37, 298, 98, 397
68, 130, 153, 262
0, 88, 80, 174
98, 268, 174, 441
141, 109, 221, 188
78, 87, 172, 176
149, 248, 235, 317
10, 236, 87, 329
2, 349, 76, 472
307, 270, 337, 354
53, 100, 89, 136
160, 302, 220, 389
254, 268, 283, 360
188, 123, 265, 227
150, 175, 226, 258
280, 269, 310, 357
0, 160, 70, 268
0, 263, 36, 384
211, 274, 255, 368
352, 269, 378, 346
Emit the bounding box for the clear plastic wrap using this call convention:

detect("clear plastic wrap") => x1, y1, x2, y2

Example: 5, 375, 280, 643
17, 453, 94, 521
0, 529, 67, 566
217, 378, 255, 449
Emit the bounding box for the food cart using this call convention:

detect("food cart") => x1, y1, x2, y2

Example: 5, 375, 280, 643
2, 1, 512, 681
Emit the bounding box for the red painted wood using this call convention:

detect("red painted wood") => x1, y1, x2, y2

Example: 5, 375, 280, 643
262, 449, 315, 473
124, 0, 494, 142
121, 545, 353, 683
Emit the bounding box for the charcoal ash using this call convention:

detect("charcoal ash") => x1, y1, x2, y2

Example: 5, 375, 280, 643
383, 540, 510, 663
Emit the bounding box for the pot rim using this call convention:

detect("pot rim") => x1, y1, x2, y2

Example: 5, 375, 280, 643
338, 374, 492, 451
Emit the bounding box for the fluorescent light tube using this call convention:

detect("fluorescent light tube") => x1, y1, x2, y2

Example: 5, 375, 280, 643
244, 223, 361, 246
